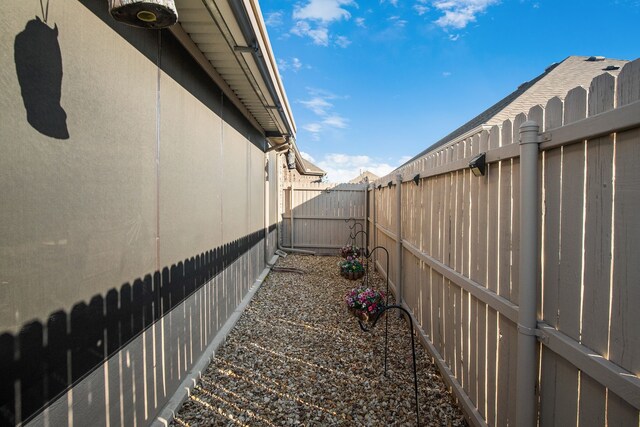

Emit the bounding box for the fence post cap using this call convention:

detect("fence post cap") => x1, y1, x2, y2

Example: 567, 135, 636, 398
519, 120, 539, 131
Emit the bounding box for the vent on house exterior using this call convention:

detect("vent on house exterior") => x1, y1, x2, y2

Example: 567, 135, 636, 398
545, 62, 559, 72
603, 65, 621, 71
586, 56, 605, 61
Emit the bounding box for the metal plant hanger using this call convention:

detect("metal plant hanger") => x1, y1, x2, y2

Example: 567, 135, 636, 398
356, 246, 420, 426
349, 229, 368, 257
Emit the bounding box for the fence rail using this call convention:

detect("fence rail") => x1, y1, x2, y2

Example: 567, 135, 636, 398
367, 59, 640, 426
280, 182, 367, 253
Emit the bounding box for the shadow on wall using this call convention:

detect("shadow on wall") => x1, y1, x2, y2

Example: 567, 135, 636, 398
14, 14, 69, 140
0, 230, 265, 427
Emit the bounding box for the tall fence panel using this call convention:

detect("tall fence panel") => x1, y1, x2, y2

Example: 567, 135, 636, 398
368, 59, 640, 426
280, 182, 366, 254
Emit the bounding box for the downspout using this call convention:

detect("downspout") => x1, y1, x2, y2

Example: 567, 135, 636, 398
227, 0, 313, 256
264, 150, 270, 265
515, 120, 541, 426
275, 152, 315, 255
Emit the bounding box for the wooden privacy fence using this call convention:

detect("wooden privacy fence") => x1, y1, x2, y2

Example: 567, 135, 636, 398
369, 59, 640, 426
280, 182, 367, 254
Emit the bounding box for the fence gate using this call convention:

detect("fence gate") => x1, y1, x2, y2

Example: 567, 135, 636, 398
280, 182, 367, 255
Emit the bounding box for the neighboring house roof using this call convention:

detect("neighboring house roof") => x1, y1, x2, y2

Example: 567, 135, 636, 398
402, 55, 628, 166
349, 171, 379, 184
300, 158, 326, 176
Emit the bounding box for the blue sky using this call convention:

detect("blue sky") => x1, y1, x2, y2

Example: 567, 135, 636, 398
262, 0, 639, 182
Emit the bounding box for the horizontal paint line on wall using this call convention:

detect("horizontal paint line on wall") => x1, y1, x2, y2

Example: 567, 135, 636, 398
289, 187, 366, 192
0, 228, 267, 426
282, 215, 366, 221
286, 244, 345, 249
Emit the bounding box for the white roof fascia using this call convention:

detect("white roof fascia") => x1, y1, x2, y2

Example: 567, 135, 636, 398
168, 23, 264, 134
244, 0, 297, 135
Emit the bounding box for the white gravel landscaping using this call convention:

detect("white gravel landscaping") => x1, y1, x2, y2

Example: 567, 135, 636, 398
171, 254, 468, 426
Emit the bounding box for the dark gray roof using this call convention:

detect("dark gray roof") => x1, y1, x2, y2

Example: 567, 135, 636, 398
301, 157, 326, 175
402, 55, 628, 167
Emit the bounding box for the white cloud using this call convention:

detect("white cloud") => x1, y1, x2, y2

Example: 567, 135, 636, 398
413, 4, 430, 15
299, 89, 349, 138
335, 35, 352, 48
448, 33, 460, 40
355, 17, 366, 27
442, 71, 452, 77
265, 11, 284, 27
300, 97, 333, 115
293, 0, 356, 22
316, 153, 401, 183
291, 21, 330, 45
322, 115, 349, 128
388, 15, 408, 27
432, 0, 499, 29
277, 58, 287, 72
303, 123, 323, 134
300, 151, 315, 163
291, 0, 358, 46
380, 0, 400, 6
278, 57, 305, 72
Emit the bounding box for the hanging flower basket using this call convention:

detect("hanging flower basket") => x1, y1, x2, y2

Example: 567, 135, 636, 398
340, 244, 361, 259
341, 270, 365, 280
339, 258, 365, 280
345, 287, 386, 322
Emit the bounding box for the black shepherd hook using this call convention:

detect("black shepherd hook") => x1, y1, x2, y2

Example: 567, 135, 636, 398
362, 246, 390, 306
349, 229, 368, 251
359, 305, 420, 427
352, 246, 420, 424
360, 247, 390, 369
350, 246, 420, 426
345, 217, 356, 224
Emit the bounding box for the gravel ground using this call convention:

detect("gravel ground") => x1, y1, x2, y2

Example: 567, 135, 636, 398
171, 254, 468, 427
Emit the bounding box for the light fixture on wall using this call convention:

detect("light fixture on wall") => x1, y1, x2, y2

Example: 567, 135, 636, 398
109, 0, 178, 29
286, 150, 296, 170
469, 152, 486, 177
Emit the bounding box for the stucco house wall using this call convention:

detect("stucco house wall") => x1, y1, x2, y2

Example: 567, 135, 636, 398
0, 1, 274, 425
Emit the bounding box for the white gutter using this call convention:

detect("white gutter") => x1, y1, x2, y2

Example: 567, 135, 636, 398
226, 0, 296, 140
243, 0, 296, 134
168, 23, 264, 135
